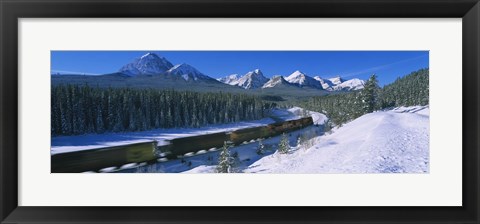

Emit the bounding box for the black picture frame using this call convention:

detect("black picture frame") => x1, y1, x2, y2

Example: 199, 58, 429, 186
1, 0, 479, 223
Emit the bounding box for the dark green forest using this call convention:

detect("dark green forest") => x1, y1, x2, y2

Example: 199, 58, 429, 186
51, 86, 275, 136
295, 68, 429, 126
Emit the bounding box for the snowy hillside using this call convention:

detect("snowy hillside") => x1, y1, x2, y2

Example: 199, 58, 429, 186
245, 106, 429, 173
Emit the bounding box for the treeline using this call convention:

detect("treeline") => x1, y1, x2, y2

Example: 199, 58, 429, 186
380, 68, 429, 107
51, 85, 275, 136
296, 68, 429, 126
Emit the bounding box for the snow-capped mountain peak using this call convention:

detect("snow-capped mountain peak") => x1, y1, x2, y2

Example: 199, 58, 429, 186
165, 63, 213, 81
334, 78, 365, 91
286, 70, 306, 82
140, 52, 157, 59
119, 52, 174, 76
218, 69, 268, 89
316, 75, 364, 91
285, 70, 323, 89
328, 76, 344, 85
234, 69, 269, 89
217, 74, 240, 85
246, 69, 264, 77
262, 75, 290, 88
313, 76, 335, 90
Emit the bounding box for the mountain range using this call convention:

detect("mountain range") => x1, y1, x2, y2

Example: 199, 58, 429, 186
52, 53, 365, 96
217, 69, 364, 91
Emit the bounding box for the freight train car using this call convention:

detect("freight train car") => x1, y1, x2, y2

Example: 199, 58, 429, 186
228, 126, 270, 145
51, 141, 157, 173
159, 131, 229, 157
266, 117, 314, 135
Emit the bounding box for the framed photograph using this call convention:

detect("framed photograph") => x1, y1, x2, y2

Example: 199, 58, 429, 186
1, 0, 479, 223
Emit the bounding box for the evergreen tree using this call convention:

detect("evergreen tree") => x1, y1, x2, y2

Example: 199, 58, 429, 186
360, 74, 380, 113
278, 133, 290, 154
216, 141, 234, 173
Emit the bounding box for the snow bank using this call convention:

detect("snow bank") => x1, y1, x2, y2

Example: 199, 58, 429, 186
392, 105, 429, 114
308, 110, 328, 125
287, 107, 328, 125
182, 165, 217, 173
245, 106, 429, 173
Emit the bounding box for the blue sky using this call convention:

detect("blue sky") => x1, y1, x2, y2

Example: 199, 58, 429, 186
51, 51, 428, 86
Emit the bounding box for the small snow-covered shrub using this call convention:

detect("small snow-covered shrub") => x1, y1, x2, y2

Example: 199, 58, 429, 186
256, 139, 266, 155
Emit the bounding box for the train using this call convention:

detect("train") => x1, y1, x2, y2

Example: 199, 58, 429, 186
51, 141, 158, 173
158, 117, 313, 157
51, 116, 313, 173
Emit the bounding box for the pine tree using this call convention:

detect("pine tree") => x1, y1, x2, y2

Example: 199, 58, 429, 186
95, 104, 105, 133
216, 141, 234, 173
360, 74, 380, 113
278, 133, 290, 154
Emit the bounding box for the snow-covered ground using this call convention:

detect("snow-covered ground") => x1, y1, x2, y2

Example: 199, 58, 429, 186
245, 105, 429, 173
51, 108, 318, 155
115, 106, 428, 174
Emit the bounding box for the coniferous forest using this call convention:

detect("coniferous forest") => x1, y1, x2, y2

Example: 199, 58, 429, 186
51, 86, 275, 136
296, 68, 429, 126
